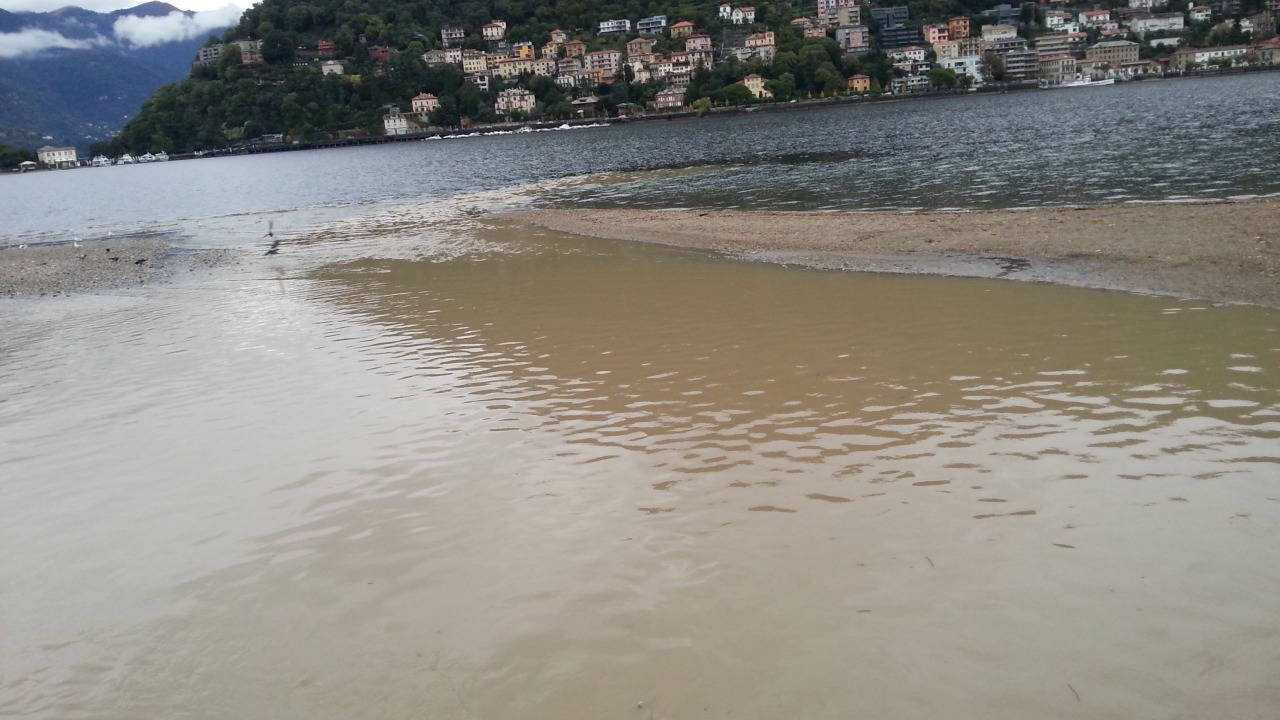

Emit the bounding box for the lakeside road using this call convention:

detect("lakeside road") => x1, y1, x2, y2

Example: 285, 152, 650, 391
514, 198, 1280, 307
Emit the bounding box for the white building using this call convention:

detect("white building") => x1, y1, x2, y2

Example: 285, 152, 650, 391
637, 15, 668, 34
940, 55, 984, 84
598, 18, 631, 34
37, 146, 77, 168
482, 20, 507, 41
411, 93, 440, 116
383, 109, 410, 136
441, 26, 465, 46
1129, 12, 1184, 37
495, 88, 536, 114
321, 59, 344, 75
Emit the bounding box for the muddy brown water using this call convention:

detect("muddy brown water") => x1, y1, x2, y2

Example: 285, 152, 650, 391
2, 220, 1279, 719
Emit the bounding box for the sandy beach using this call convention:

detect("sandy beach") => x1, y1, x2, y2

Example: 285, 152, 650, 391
0, 237, 230, 297
515, 198, 1280, 306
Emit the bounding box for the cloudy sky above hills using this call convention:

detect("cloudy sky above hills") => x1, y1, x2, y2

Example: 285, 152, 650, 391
0, 2, 245, 58
4, 0, 250, 12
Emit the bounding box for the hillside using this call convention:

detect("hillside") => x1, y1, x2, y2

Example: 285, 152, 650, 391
0, 2, 234, 150
97, 0, 1276, 155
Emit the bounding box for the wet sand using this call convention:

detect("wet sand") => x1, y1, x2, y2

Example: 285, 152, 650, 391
0, 237, 231, 296
515, 198, 1280, 306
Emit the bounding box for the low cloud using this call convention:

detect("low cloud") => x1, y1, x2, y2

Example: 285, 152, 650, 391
0, 28, 108, 58
112, 5, 242, 48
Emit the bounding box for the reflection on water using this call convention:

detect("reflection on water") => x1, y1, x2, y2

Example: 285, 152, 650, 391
3, 222, 1277, 719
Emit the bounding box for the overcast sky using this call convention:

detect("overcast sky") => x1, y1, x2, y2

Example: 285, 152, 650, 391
3, 0, 252, 13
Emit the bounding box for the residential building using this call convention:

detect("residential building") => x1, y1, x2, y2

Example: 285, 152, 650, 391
36, 146, 77, 168
1039, 53, 1078, 83
1129, 12, 1184, 37
493, 58, 533, 79
941, 55, 984, 83
411, 93, 440, 116
871, 6, 909, 27
512, 41, 534, 59
1149, 36, 1183, 48
836, 6, 861, 26
948, 16, 971, 38
1086, 39, 1139, 64
598, 18, 631, 34
462, 50, 488, 73
923, 23, 949, 43
466, 73, 490, 91
542, 42, 562, 59
194, 44, 223, 66
986, 36, 1027, 55
687, 34, 713, 51
369, 45, 391, 62
880, 25, 923, 48
981, 24, 1017, 41
421, 49, 447, 65
654, 87, 687, 109
1129, 0, 1159, 8
745, 31, 775, 47
804, 25, 828, 37
847, 73, 872, 92
1035, 31, 1086, 56
321, 59, 344, 75
550, 29, 569, 43
383, 109, 410, 136
628, 37, 657, 56
1189, 6, 1211, 21
1169, 44, 1249, 67
890, 45, 927, 61
638, 15, 668, 34
532, 58, 556, 76
890, 74, 929, 92
563, 40, 588, 57
571, 95, 599, 115
1004, 49, 1039, 79
731, 6, 757, 24
557, 57, 583, 74
495, 88, 536, 114
318, 40, 335, 57
1045, 11, 1074, 30
933, 39, 961, 59
836, 24, 870, 53
482, 20, 507, 41
1079, 10, 1111, 27
670, 20, 696, 38
441, 26, 465, 47
443, 47, 463, 64
585, 49, 623, 74
740, 73, 773, 98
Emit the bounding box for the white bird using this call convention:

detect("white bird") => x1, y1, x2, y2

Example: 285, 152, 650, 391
73, 238, 82, 248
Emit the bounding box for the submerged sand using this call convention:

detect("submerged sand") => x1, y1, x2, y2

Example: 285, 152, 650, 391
516, 198, 1280, 306
0, 237, 230, 297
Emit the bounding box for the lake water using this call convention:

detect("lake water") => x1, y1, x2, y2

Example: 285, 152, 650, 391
2, 75, 1279, 719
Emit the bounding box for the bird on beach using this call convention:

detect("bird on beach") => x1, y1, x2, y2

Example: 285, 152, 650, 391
263, 219, 281, 255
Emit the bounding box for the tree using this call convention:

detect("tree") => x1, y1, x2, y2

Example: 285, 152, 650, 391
692, 97, 713, 116
926, 67, 960, 89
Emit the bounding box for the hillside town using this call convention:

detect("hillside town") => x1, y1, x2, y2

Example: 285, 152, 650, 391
230, 0, 1280, 135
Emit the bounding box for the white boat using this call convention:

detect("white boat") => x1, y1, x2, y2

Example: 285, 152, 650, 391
1042, 76, 1115, 89
91, 155, 111, 167
154, 151, 170, 161
137, 153, 156, 163
117, 154, 135, 164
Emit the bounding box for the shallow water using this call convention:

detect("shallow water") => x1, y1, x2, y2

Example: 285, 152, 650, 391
2, 73, 1280, 243
2, 218, 1278, 718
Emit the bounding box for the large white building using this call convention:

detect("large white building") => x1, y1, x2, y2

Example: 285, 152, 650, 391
598, 18, 631, 34
37, 146, 77, 168
383, 109, 410, 136
495, 88, 536, 114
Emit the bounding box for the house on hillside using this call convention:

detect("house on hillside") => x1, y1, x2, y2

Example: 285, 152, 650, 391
638, 15, 668, 34
550, 29, 569, 43
670, 20, 696, 38
847, 73, 871, 92
654, 87, 687, 109
740, 73, 773, 99
495, 88, 536, 115
411, 93, 440, 116
482, 20, 507, 41
321, 59, 344, 75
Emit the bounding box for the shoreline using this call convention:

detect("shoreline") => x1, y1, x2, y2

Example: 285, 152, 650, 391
0, 237, 232, 297
511, 198, 1280, 307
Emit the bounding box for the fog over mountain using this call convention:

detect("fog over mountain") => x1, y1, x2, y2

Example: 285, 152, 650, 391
0, 1, 238, 149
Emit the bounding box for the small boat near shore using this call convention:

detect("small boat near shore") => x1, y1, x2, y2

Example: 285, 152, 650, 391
154, 151, 170, 161
91, 155, 111, 167
117, 154, 135, 164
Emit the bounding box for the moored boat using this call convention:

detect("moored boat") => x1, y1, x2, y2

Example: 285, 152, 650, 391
91, 155, 112, 167
154, 151, 170, 161
117, 154, 135, 164
138, 153, 156, 163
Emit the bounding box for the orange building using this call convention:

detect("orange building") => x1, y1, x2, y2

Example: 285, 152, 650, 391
948, 16, 970, 39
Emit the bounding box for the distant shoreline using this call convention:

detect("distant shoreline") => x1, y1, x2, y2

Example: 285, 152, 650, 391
512, 198, 1280, 308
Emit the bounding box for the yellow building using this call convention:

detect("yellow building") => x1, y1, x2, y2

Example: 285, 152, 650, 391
846, 74, 871, 92
513, 41, 535, 59
740, 73, 773, 99
948, 16, 970, 39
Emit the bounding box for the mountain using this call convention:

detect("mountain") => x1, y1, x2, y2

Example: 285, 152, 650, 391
0, 2, 235, 150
